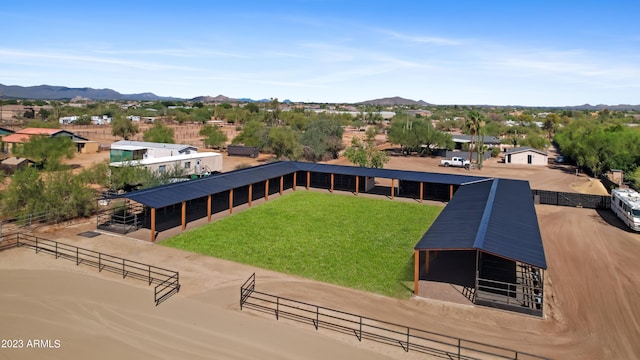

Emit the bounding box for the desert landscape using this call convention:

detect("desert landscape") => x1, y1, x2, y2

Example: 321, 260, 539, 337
2, 124, 639, 360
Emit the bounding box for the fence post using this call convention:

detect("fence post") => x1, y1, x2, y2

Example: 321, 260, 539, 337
148, 265, 152, 285
458, 338, 461, 360
76, 247, 79, 265
406, 328, 410, 352
122, 259, 126, 279
35, 236, 38, 254
315, 306, 319, 330
358, 317, 362, 341
55, 241, 58, 259
276, 297, 279, 320
99, 253, 102, 271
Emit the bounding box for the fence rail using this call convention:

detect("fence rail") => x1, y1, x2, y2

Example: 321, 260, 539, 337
0, 233, 180, 305
239, 274, 549, 360
0, 211, 58, 237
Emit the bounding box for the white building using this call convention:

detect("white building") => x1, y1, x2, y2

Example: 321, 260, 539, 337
109, 140, 222, 176
504, 147, 548, 166
110, 152, 222, 177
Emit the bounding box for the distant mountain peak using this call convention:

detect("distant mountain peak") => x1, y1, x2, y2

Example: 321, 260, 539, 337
0, 83, 180, 101
357, 96, 431, 106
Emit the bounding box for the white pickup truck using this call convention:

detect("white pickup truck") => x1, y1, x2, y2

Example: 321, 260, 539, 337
440, 156, 470, 169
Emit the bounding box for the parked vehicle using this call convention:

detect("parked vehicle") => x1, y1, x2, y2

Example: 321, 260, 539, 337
440, 156, 470, 169
611, 188, 640, 231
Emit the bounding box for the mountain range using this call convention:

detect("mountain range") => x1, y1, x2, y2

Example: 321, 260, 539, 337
1, 83, 639, 110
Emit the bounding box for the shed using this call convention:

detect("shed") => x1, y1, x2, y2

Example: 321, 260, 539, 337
75, 140, 100, 153
504, 147, 548, 166
0, 157, 35, 173
228, 145, 259, 158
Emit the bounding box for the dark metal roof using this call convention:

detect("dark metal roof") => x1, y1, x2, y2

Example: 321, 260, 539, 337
414, 178, 547, 269
116, 161, 299, 208
116, 161, 489, 208
291, 162, 487, 185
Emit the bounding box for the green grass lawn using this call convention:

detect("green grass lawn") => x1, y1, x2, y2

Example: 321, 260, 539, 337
161, 191, 442, 298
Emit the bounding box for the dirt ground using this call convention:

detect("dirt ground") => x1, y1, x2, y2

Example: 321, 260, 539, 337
3, 124, 635, 359
1, 203, 639, 359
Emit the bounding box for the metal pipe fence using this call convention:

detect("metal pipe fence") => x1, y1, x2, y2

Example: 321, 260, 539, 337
0, 233, 180, 305
239, 274, 549, 360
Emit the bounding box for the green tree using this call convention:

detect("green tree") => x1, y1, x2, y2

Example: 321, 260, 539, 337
0, 167, 45, 217
199, 124, 228, 149
42, 170, 96, 221
387, 116, 453, 155
233, 120, 268, 148
111, 115, 139, 140
267, 126, 302, 160
14, 135, 75, 170
245, 102, 260, 114
143, 122, 175, 143
343, 136, 389, 168
300, 118, 344, 161
543, 113, 560, 140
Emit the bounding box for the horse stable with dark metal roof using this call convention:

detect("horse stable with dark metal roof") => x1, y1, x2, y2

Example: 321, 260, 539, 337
100, 161, 546, 315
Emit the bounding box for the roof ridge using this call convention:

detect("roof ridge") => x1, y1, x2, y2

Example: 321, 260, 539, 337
472, 178, 499, 249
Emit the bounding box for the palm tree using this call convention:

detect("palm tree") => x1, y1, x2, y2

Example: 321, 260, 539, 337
465, 110, 483, 164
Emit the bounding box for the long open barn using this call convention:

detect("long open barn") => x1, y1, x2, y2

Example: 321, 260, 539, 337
413, 178, 546, 316
99, 161, 546, 315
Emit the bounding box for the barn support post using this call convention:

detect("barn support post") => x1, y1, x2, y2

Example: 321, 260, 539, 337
424, 250, 430, 275
419, 182, 424, 203
248, 184, 253, 207
391, 179, 395, 200
355, 176, 359, 196
207, 194, 212, 221
181, 201, 186, 230
414, 250, 420, 296
151, 208, 156, 242
265, 179, 270, 201
475, 250, 480, 300
229, 189, 234, 214
449, 184, 454, 200
330, 173, 334, 193
293, 172, 297, 191
279, 176, 283, 195
306, 171, 310, 190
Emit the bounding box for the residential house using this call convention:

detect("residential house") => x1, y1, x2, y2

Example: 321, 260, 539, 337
1, 127, 99, 153
504, 147, 548, 166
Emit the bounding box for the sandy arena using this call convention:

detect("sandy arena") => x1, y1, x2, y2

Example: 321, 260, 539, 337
1, 124, 639, 359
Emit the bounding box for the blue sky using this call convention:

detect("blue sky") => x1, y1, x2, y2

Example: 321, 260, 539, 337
1, 0, 639, 106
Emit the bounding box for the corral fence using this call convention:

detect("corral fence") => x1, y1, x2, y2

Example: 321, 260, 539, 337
96, 198, 144, 234
0, 211, 61, 237
239, 273, 549, 360
0, 233, 180, 305
531, 189, 610, 209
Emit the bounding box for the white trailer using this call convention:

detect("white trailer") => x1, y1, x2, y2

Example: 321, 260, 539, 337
110, 152, 223, 177
611, 188, 640, 231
